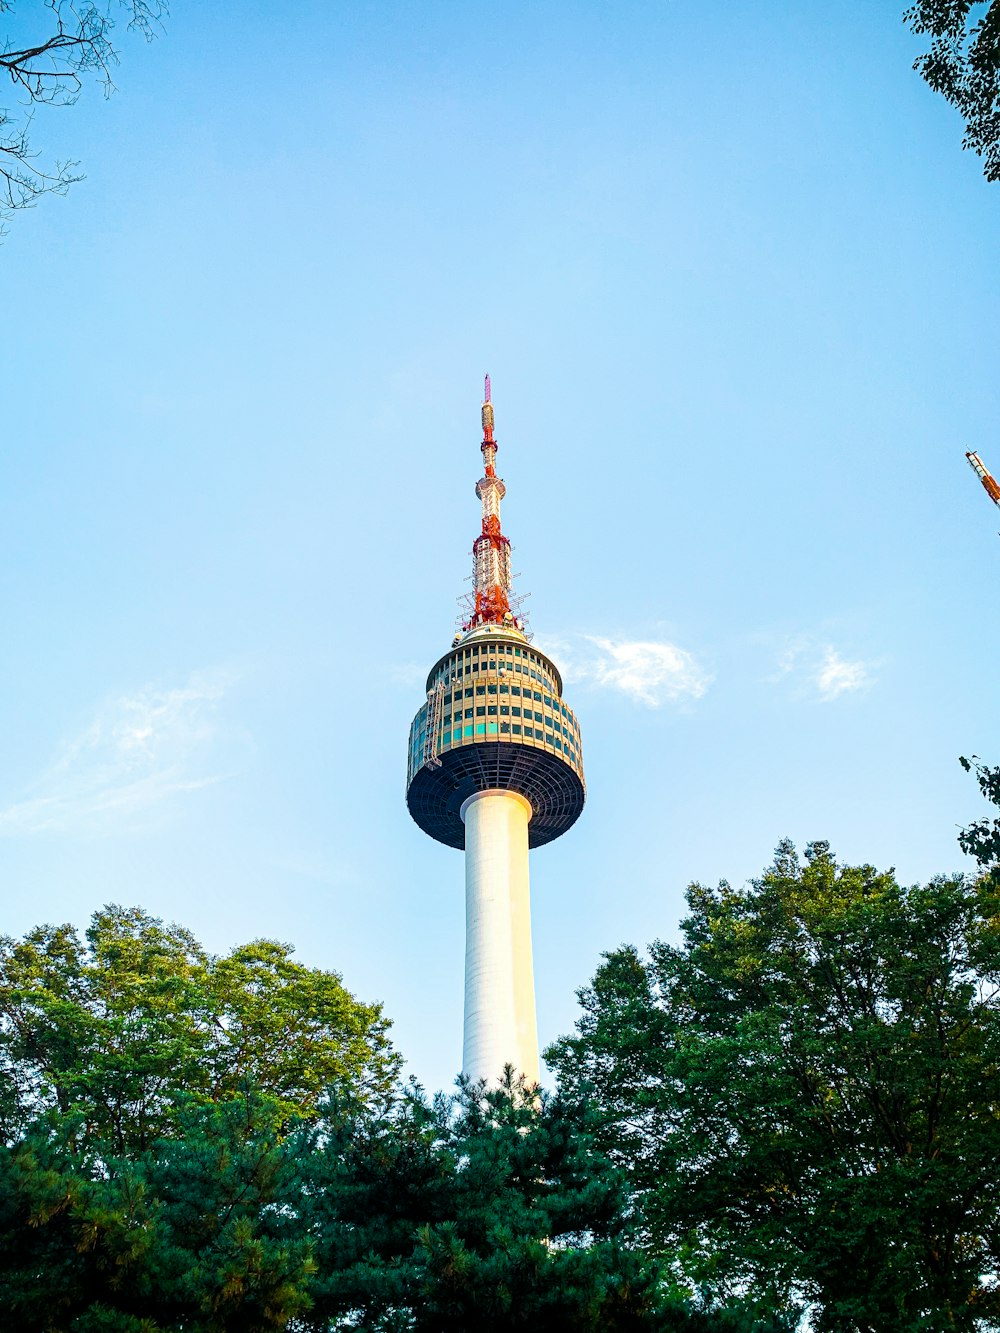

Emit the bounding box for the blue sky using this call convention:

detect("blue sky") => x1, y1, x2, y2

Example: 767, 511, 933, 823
3, 0, 999, 1093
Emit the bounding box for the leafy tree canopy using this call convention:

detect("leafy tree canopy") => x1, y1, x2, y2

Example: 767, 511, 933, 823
299, 1073, 701, 1333
0, 904, 401, 1151
959, 754, 1000, 868
0, 1071, 785, 1333
300, 1074, 651, 1332
548, 768, 1000, 1331
906, 1, 1000, 179
0, 1090, 315, 1333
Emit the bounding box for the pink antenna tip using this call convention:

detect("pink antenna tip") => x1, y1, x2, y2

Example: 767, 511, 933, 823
484, 374, 491, 403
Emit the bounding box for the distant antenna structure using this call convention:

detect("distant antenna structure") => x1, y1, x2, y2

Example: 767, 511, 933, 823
966, 452, 1000, 533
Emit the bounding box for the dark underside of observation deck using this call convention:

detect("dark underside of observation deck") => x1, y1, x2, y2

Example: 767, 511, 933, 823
406, 741, 585, 850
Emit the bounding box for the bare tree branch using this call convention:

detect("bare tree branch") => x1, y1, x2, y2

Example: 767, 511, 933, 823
0, 0, 168, 228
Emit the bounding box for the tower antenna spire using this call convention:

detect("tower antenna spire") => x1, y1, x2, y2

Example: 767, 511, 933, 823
967, 451, 1000, 512
481, 373, 494, 445
469, 377, 510, 629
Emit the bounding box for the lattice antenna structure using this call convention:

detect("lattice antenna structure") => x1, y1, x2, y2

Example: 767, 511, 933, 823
461, 374, 527, 635
967, 451, 1000, 518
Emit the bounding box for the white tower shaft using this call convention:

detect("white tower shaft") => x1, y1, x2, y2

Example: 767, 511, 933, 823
460, 789, 539, 1085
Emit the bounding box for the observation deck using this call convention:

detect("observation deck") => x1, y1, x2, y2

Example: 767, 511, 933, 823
406, 626, 585, 850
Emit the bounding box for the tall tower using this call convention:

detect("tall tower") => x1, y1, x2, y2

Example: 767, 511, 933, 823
406, 380, 586, 1085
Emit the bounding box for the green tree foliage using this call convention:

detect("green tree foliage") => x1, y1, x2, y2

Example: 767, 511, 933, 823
0, 1, 168, 223
906, 1, 1000, 179
0, 1091, 314, 1332
294, 1072, 786, 1332
0, 905, 401, 1150
298, 1073, 672, 1332
0, 1059, 782, 1331
548, 835, 1000, 1330
959, 754, 1000, 868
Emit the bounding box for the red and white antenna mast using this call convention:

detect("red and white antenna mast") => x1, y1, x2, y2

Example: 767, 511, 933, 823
967, 451, 1000, 515
464, 376, 519, 632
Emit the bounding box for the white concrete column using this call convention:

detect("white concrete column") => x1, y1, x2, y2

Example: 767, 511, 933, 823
460, 789, 539, 1086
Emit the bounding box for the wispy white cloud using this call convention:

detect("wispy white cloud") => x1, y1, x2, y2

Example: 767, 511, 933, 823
550, 634, 712, 708
0, 670, 234, 837
815, 648, 871, 700
773, 636, 876, 702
